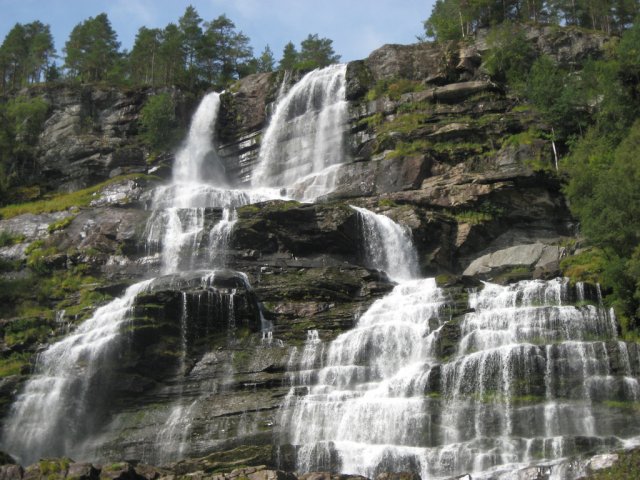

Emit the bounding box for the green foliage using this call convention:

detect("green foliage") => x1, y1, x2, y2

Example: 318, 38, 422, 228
278, 35, 340, 72
139, 93, 179, 152
566, 121, 640, 257
453, 210, 493, 224
424, 0, 466, 41
387, 140, 431, 159
560, 248, 609, 285
452, 201, 504, 225
586, 447, 640, 479
0, 173, 149, 219
483, 23, 536, 91
128, 27, 163, 86
199, 14, 254, 87
0, 21, 55, 92
0, 94, 49, 196
47, 214, 76, 233
366, 78, 424, 102
525, 55, 588, 138
0, 230, 24, 247
297, 34, 341, 70
0, 352, 31, 377
279, 42, 299, 71
4, 317, 52, 347
64, 13, 121, 82
256, 45, 275, 73
423, 0, 639, 41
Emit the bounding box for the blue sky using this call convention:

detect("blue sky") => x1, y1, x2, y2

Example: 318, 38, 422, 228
0, 0, 436, 63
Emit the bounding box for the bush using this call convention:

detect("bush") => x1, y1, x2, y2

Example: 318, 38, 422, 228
483, 23, 536, 91
140, 92, 179, 152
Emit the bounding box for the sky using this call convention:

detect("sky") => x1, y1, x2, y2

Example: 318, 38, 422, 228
0, 0, 436, 63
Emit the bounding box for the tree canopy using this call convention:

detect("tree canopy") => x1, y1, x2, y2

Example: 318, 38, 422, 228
0, 21, 55, 92
63, 13, 121, 82
425, 0, 640, 40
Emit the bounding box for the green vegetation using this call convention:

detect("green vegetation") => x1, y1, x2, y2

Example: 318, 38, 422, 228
63, 13, 121, 83
2, 6, 341, 92
366, 78, 424, 102
4, 317, 52, 347
0, 95, 50, 196
388, 140, 431, 159
586, 447, 640, 479
278, 34, 340, 71
0, 230, 24, 246
0, 173, 150, 219
0, 21, 55, 93
47, 214, 76, 233
139, 93, 180, 152
424, 1, 639, 41
483, 23, 536, 90
0, 352, 31, 377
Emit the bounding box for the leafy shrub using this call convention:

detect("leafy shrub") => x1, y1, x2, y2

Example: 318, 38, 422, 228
140, 93, 179, 152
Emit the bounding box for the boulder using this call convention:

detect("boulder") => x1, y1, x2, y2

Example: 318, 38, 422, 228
462, 243, 565, 280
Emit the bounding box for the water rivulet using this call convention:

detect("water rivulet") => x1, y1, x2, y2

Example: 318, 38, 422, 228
280, 208, 640, 478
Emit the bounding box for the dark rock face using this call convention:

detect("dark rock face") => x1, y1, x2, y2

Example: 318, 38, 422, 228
0, 27, 614, 477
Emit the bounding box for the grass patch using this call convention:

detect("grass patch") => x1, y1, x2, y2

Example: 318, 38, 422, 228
387, 140, 431, 159
47, 214, 77, 233
0, 230, 25, 247
453, 211, 494, 224
502, 128, 543, 147
0, 352, 32, 377
4, 317, 53, 347
366, 78, 425, 102
0, 174, 150, 220
377, 198, 399, 208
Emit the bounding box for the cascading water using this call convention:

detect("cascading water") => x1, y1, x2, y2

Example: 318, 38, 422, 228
1, 279, 153, 464
1, 91, 258, 464
351, 206, 419, 281
280, 207, 640, 479
280, 207, 448, 477
252, 64, 348, 202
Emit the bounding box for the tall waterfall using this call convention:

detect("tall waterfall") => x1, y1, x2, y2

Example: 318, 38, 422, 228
281, 208, 640, 478
252, 64, 347, 202
0, 91, 253, 464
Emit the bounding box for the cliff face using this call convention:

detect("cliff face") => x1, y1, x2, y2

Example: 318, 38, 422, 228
0, 26, 622, 477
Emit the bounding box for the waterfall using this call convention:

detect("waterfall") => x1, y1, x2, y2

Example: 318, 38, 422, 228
351, 206, 420, 281
281, 208, 640, 478
252, 64, 348, 202
172, 92, 227, 186
1, 279, 153, 464
0, 91, 260, 464
281, 207, 443, 477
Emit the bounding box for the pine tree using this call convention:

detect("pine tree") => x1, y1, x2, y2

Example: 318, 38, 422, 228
64, 13, 121, 82
298, 34, 341, 69
178, 5, 203, 88
129, 27, 162, 85
279, 42, 299, 71
257, 45, 275, 73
